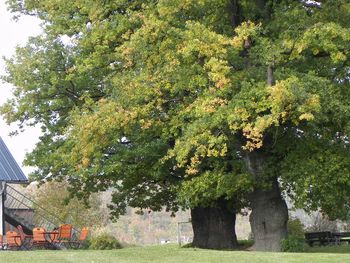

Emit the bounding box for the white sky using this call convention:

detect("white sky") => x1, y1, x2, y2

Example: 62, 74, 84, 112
0, 1, 42, 174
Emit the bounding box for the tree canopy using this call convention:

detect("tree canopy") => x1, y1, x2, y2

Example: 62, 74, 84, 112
2, 0, 350, 250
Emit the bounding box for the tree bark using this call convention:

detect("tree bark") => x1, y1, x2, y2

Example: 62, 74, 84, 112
229, 0, 241, 28
245, 152, 288, 251
267, 65, 275, 86
191, 199, 238, 249
249, 178, 288, 251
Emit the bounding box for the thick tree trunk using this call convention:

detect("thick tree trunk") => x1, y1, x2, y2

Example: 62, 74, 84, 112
191, 199, 238, 249
245, 152, 288, 251
249, 178, 288, 251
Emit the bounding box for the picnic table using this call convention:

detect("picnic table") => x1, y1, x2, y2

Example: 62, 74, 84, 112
305, 231, 350, 246
331, 232, 350, 245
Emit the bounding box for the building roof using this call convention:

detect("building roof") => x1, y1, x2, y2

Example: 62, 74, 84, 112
0, 137, 28, 183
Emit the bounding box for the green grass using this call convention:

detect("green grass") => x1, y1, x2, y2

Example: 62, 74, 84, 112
1, 245, 350, 263
307, 244, 350, 254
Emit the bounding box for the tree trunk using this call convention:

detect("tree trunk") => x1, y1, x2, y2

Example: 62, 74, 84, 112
245, 152, 288, 252
191, 199, 238, 249
249, 178, 288, 251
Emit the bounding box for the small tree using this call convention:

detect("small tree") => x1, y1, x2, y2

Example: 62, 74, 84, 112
33, 182, 109, 230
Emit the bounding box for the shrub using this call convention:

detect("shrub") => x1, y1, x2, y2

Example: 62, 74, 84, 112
281, 235, 306, 252
89, 233, 122, 250
288, 218, 305, 239
78, 237, 91, 250
281, 218, 307, 252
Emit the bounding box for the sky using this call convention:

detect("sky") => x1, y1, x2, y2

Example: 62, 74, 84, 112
0, 1, 42, 174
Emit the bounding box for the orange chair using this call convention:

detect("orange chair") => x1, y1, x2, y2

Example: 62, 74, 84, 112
70, 227, 89, 249
32, 227, 49, 249
54, 224, 73, 248
6, 231, 21, 250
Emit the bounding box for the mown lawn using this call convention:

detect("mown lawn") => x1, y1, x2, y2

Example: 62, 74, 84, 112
1, 245, 350, 263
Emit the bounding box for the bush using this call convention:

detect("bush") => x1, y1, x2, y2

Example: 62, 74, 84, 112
281, 235, 306, 252
281, 218, 307, 252
288, 218, 305, 239
78, 237, 91, 250
89, 233, 122, 250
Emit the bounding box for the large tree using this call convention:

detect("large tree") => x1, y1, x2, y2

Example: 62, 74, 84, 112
3, 0, 350, 251
3, 0, 241, 249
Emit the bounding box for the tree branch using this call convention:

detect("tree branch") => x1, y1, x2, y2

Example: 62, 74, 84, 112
267, 65, 275, 86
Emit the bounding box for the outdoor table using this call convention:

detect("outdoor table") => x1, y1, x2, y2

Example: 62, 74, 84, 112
45, 231, 59, 243
21, 235, 33, 250
13, 235, 21, 244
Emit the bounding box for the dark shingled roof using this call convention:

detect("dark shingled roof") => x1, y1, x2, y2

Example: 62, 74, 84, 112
0, 136, 28, 183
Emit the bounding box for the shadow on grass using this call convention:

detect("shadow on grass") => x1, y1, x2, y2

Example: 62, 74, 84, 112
182, 241, 350, 254
181, 240, 254, 251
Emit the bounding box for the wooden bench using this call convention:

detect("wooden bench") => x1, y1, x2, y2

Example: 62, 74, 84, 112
304, 231, 333, 246
332, 232, 350, 245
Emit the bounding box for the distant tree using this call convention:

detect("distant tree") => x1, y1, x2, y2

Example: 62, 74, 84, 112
3, 0, 350, 251
33, 182, 109, 230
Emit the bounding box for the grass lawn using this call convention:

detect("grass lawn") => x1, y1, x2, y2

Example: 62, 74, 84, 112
1, 245, 350, 263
